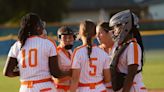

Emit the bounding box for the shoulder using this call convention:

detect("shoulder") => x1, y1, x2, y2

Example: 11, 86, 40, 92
74, 45, 86, 53
44, 37, 57, 48
11, 41, 21, 49
124, 41, 141, 53
126, 38, 139, 48
72, 45, 86, 58
57, 46, 62, 52
93, 46, 104, 52
9, 41, 21, 56
127, 41, 140, 49
93, 46, 109, 57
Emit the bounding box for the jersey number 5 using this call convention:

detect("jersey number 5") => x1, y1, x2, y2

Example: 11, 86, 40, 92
22, 48, 38, 68
89, 58, 97, 76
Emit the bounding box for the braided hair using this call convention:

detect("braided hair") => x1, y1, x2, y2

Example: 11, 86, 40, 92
79, 20, 96, 59
18, 13, 43, 49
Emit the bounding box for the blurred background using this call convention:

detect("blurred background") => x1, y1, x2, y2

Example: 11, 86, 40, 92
0, 0, 164, 92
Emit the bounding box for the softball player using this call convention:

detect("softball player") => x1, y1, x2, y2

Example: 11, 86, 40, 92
96, 22, 114, 54
109, 10, 147, 92
96, 22, 115, 92
3, 13, 69, 92
70, 20, 111, 92
54, 26, 75, 92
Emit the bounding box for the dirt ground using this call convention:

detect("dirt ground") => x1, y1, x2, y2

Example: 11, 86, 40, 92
148, 89, 164, 92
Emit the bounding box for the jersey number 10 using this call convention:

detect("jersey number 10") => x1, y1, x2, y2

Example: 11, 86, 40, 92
22, 48, 38, 68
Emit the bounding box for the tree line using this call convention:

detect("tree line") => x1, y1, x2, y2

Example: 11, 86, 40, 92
0, 0, 70, 23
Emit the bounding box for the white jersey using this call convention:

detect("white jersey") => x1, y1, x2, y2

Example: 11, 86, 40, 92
99, 45, 114, 92
57, 46, 72, 71
53, 46, 73, 92
115, 38, 147, 92
8, 36, 57, 81
117, 41, 142, 82
72, 45, 110, 83
55, 46, 72, 84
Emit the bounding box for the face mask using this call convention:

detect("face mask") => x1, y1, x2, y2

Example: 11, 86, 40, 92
64, 44, 73, 50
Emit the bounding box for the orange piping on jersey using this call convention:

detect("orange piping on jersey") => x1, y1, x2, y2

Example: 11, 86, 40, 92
28, 36, 46, 39
28, 36, 38, 39
28, 36, 57, 50
71, 45, 87, 66
133, 42, 138, 64
38, 35, 47, 39
57, 46, 61, 54
47, 37, 57, 50
131, 38, 137, 42
127, 38, 137, 43
28, 36, 50, 39
40, 88, 52, 92
57, 46, 71, 59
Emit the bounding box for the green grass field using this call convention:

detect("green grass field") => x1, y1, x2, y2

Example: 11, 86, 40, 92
0, 49, 164, 92
143, 50, 164, 89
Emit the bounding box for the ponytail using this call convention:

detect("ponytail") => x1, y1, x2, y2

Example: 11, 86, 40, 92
87, 36, 92, 59
80, 20, 96, 60
18, 13, 42, 49
18, 26, 29, 49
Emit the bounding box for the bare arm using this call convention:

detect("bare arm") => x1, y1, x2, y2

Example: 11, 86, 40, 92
3, 57, 19, 77
70, 69, 80, 92
103, 69, 111, 83
49, 56, 71, 78
122, 64, 138, 92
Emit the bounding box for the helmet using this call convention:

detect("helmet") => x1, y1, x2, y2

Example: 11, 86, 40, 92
109, 10, 139, 43
57, 26, 76, 39
109, 10, 139, 28
132, 13, 139, 28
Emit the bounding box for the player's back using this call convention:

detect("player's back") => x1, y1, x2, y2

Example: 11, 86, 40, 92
14, 36, 57, 81
72, 45, 110, 83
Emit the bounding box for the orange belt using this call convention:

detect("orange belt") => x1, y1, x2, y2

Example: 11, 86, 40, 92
106, 86, 112, 89
78, 80, 103, 89
57, 85, 70, 91
21, 78, 52, 88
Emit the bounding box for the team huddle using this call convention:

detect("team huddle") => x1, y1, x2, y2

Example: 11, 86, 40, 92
3, 10, 147, 92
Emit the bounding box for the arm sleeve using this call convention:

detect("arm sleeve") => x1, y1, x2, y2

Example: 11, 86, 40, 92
103, 55, 110, 69
127, 42, 142, 65
71, 51, 81, 69
8, 42, 18, 58
49, 41, 57, 57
